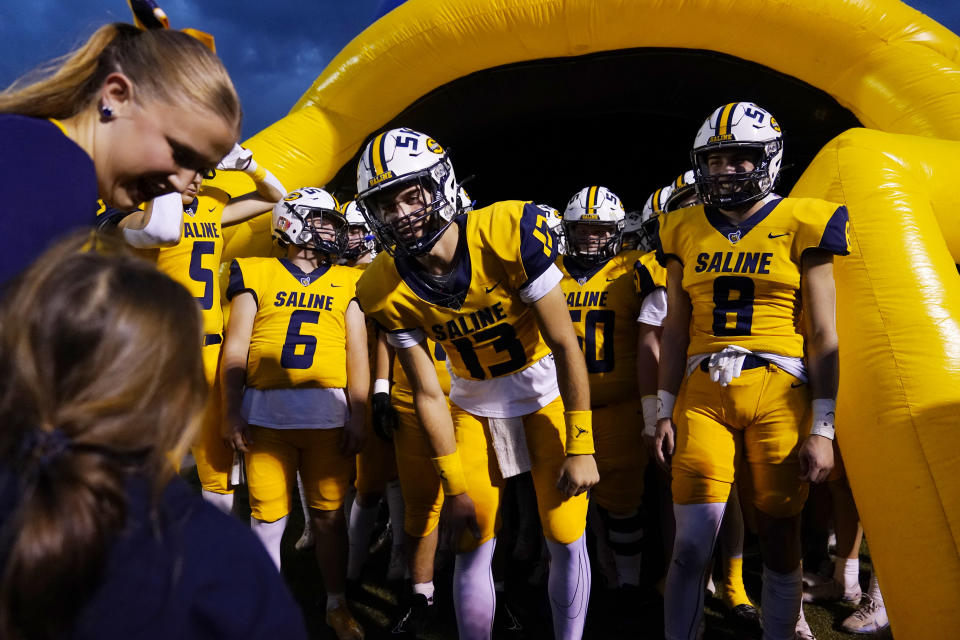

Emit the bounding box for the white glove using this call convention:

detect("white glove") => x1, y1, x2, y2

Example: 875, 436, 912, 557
707, 345, 752, 386
216, 143, 254, 172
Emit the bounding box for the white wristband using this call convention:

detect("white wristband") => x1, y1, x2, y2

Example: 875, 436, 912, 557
641, 395, 658, 437
373, 378, 390, 395
810, 398, 836, 440
656, 390, 676, 421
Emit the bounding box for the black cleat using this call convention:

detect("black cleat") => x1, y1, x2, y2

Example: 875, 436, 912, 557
392, 593, 436, 637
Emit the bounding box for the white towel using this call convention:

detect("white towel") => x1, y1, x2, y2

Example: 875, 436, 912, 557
487, 416, 532, 478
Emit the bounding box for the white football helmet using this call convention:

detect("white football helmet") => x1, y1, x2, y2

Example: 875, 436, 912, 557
272, 187, 345, 255
665, 170, 700, 212
536, 203, 566, 256
562, 186, 625, 265
691, 102, 783, 208
340, 199, 377, 261
355, 128, 459, 256
632, 185, 673, 252
457, 187, 475, 213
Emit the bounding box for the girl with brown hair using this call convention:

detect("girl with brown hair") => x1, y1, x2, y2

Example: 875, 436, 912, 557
0, 235, 306, 640
0, 22, 242, 284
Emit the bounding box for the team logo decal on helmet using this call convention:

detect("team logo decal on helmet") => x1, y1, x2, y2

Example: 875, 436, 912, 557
272, 187, 346, 255
691, 102, 783, 209
563, 186, 625, 265
355, 128, 460, 257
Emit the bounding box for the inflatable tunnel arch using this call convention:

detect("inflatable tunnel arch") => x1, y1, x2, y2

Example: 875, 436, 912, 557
211, 2, 960, 634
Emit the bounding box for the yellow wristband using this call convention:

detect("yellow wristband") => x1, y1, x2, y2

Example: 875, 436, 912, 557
431, 451, 469, 495
250, 164, 267, 182
564, 410, 594, 455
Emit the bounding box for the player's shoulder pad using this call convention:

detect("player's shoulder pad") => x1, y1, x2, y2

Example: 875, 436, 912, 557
355, 251, 401, 314
786, 197, 850, 257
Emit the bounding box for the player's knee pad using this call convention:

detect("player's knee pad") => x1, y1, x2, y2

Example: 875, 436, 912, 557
596, 504, 645, 556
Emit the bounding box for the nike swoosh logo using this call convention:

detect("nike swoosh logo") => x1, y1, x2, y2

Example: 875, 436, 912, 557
768, 232, 790, 239
330, 284, 342, 288
208, 207, 217, 212
485, 280, 503, 293
606, 277, 618, 282
791, 381, 805, 388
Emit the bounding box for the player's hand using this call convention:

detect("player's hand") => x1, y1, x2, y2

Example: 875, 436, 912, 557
216, 143, 253, 172
440, 492, 481, 549
340, 416, 365, 457
798, 434, 834, 483
653, 418, 676, 472
224, 413, 251, 453
371, 392, 398, 442
556, 454, 599, 499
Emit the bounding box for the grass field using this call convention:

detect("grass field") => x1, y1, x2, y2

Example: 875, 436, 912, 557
183, 465, 893, 640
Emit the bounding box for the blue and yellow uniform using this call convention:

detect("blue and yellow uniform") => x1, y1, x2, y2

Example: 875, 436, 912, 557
559, 249, 666, 513
357, 201, 588, 549
156, 188, 232, 493
391, 338, 451, 537
227, 257, 362, 522
657, 197, 849, 516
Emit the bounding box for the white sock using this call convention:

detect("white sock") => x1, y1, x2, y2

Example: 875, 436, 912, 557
761, 565, 802, 640
347, 497, 380, 581
834, 557, 860, 593
664, 502, 726, 640
251, 515, 288, 571
413, 581, 435, 606
545, 534, 592, 640
201, 489, 234, 514
326, 591, 345, 611
386, 480, 406, 548
867, 572, 884, 606
453, 538, 496, 640
603, 508, 644, 587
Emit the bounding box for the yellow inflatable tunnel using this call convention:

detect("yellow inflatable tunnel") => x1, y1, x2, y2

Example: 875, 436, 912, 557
211, 1, 960, 634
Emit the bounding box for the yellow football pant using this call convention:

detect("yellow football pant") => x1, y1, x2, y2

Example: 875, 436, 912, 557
393, 399, 445, 537
672, 363, 810, 518
453, 395, 589, 552
355, 407, 398, 494
245, 426, 354, 522
592, 399, 647, 514
192, 342, 234, 494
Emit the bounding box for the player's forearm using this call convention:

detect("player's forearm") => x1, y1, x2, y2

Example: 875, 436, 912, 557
374, 331, 392, 381
657, 320, 688, 395
636, 324, 662, 397
553, 338, 590, 411
221, 364, 247, 421
413, 390, 458, 457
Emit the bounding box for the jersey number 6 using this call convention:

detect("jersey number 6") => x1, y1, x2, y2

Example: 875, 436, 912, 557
282, 310, 320, 369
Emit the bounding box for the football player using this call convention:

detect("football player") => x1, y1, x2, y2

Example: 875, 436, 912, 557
631, 184, 672, 252
154, 143, 285, 514
354, 128, 598, 640
664, 170, 701, 212
557, 186, 666, 605
653, 102, 847, 640
221, 187, 367, 640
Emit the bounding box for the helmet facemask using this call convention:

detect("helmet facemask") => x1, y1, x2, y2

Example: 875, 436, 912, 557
564, 220, 623, 266
357, 160, 457, 258
692, 140, 782, 209
277, 202, 347, 256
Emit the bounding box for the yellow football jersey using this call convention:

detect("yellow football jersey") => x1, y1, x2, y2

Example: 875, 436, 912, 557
558, 250, 666, 405
357, 201, 557, 381
156, 187, 229, 336
227, 257, 362, 389
657, 197, 849, 358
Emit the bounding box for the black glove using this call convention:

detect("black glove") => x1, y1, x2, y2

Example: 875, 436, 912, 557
371, 392, 399, 442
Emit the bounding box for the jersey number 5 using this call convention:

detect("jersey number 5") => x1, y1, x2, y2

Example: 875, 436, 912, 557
189, 241, 215, 310
712, 275, 754, 335
282, 310, 320, 369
